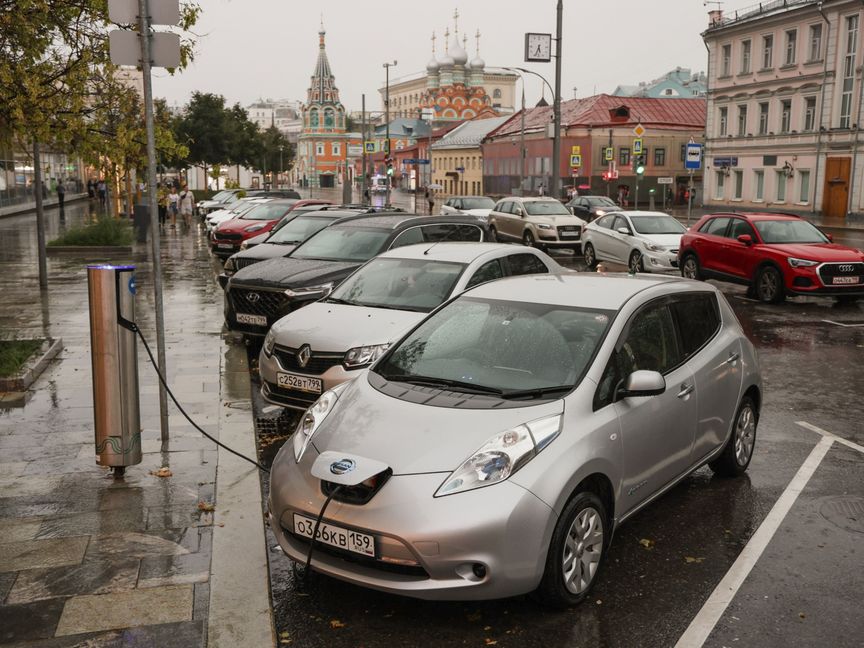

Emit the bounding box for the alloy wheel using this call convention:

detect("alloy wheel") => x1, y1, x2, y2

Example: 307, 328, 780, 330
682, 256, 698, 280
562, 506, 603, 595
583, 244, 596, 267
523, 231, 535, 247
629, 251, 643, 273
734, 404, 756, 466
757, 268, 781, 302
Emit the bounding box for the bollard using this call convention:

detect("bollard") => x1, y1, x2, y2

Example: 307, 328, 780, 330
87, 265, 142, 477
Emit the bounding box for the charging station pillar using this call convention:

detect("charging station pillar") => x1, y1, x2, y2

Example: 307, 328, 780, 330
87, 265, 142, 476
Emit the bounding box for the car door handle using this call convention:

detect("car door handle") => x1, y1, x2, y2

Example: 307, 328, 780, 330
725, 351, 740, 365
677, 383, 694, 399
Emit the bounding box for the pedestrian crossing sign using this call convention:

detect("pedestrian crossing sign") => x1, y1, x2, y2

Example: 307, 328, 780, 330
604, 147, 614, 161
364, 141, 376, 153
633, 138, 643, 154
570, 154, 582, 168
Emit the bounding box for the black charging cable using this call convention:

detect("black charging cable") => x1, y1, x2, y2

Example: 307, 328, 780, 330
301, 485, 343, 580
125, 321, 270, 473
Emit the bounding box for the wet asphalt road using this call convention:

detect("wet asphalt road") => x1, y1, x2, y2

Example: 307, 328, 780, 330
248, 199, 864, 648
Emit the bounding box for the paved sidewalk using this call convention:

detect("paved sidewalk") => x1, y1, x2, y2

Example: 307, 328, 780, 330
0, 203, 272, 647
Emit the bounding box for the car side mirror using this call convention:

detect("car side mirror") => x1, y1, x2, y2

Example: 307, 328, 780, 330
617, 227, 632, 236
826, 233, 833, 242
619, 370, 666, 398
737, 234, 753, 246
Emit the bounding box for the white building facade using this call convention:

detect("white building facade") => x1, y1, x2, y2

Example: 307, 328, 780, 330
704, 0, 864, 219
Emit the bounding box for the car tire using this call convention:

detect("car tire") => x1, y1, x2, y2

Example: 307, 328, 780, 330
628, 250, 645, 274
523, 230, 536, 248
489, 225, 498, 243
680, 253, 701, 280
709, 395, 758, 477
755, 265, 785, 303
535, 491, 608, 608
583, 243, 598, 269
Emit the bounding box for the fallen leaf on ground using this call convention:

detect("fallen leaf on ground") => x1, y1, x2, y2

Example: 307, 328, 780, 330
197, 501, 215, 512
484, 626, 492, 631
685, 556, 706, 564
150, 467, 172, 478
330, 619, 346, 629
799, 612, 806, 619
485, 640, 498, 646
639, 538, 655, 550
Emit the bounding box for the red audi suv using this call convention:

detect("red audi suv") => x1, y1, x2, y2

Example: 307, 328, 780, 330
678, 212, 864, 303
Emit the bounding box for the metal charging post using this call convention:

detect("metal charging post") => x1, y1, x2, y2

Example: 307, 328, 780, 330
88, 265, 142, 477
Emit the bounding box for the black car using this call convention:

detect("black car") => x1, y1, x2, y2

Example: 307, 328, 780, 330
565, 195, 619, 223
224, 212, 490, 336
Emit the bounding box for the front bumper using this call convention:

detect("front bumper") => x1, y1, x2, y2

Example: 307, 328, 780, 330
268, 446, 556, 600
223, 287, 317, 336
642, 250, 679, 272
785, 263, 864, 296
259, 346, 362, 410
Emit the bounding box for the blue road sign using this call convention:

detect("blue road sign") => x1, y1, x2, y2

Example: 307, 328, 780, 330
404, 159, 431, 165
685, 144, 703, 170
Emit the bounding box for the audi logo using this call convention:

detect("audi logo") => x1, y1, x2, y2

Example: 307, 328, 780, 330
246, 292, 260, 303
837, 264, 855, 273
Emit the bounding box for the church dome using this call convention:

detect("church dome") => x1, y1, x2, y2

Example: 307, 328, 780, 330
470, 55, 485, 70
450, 38, 468, 66
426, 57, 440, 73
438, 52, 455, 68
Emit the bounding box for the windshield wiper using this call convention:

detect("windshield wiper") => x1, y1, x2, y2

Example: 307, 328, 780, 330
500, 385, 573, 400
364, 303, 429, 312
325, 297, 358, 306
383, 375, 504, 396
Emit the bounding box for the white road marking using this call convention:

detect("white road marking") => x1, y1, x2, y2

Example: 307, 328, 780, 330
820, 320, 864, 328
674, 436, 834, 648
796, 420, 864, 455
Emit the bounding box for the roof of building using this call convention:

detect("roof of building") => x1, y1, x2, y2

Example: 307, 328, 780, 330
431, 115, 511, 150
487, 94, 706, 139
704, 0, 817, 33
374, 118, 433, 138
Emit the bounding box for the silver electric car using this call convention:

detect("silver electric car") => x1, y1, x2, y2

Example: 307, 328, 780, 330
268, 273, 762, 606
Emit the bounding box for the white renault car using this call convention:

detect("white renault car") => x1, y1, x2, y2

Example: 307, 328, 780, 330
258, 243, 560, 410
581, 211, 687, 273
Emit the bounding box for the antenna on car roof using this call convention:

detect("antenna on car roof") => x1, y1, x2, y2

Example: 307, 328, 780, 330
422, 221, 467, 255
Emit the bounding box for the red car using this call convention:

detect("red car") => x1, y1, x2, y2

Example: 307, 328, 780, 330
210, 199, 330, 258
678, 212, 864, 303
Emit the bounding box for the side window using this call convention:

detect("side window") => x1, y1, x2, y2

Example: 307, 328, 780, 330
701, 217, 731, 236
422, 224, 483, 242
669, 294, 721, 359
612, 215, 629, 232
452, 199, 462, 210
506, 253, 550, 276
595, 215, 615, 229
495, 201, 510, 214
727, 218, 755, 240
465, 259, 504, 289
390, 227, 425, 249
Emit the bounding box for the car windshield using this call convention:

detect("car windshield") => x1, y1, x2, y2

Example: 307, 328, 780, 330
374, 297, 613, 394
241, 202, 296, 221
524, 201, 571, 216
211, 190, 232, 201
753, 219, 829, 244
229, 202, 258, 216
631, 215, 687, 235
586, 197, 617, 207
291, 226, 390, 262
460, 197, 495, 210
267, 215, 342, 244
329, 258, 466, 313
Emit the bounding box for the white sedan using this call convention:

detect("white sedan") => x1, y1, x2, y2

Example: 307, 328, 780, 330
581, 211, 687, 273
205, 198, 272, 233
439, 196, 496, 222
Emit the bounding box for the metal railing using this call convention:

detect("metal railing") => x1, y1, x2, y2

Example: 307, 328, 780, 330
708, 0, 819, 29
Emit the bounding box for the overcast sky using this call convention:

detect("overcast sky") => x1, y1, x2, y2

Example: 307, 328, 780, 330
152, 0, 756, 113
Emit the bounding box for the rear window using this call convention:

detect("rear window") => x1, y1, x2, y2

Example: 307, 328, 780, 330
506, 253, 549, 276
668, 294, 721, 358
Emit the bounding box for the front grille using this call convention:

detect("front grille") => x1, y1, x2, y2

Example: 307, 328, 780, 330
229, 288, 288, 319
321, 470, 392, 505
818, 262, 864, 284
215, 232, 243, 241
263, 380, 319, 409
234, 257, 262, 271
557, 226, 581, 239
273, 345, 344, 375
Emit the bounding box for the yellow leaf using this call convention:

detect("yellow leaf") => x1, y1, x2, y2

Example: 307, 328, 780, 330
685, 556, 705, 564
485, 640, 498, 646
197, 501, 215, 512
638, 538, 655, 550
330, 619, 346, 629
150, 467, 172, 478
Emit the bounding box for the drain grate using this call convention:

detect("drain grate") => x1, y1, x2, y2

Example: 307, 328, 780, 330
819, 496, 864, 534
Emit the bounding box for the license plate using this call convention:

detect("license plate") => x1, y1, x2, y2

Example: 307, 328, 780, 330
832, 276, 860, 284
236, 312, 267, 326
217, 243, 234, 249
277, 372, 323, 394
560, 231, 580, 238
293, 514, 375, 557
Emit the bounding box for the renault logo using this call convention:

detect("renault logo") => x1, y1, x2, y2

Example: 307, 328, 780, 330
296, 344, 312, 368
246, 292, 260, 303
330, 458, 356, 475
838, 264, 855, 272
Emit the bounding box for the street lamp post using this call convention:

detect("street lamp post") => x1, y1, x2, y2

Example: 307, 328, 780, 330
383, 60, 397, 208
503, 68, 529, 195
279, 145, 284, 189
550, 0, 563, 199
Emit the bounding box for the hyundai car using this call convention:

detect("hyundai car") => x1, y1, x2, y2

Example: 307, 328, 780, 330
582, 211, 687, 273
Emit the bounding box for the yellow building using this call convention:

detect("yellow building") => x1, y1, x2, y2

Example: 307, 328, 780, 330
431, 115, 510, 196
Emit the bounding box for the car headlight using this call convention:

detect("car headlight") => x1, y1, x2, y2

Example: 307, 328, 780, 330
240, 241, 249, 250
263, 329, 275, 356
224, 257, 236, 272
536, 223, 553, 230
244, 224, 265, 233
343, 343, 389, 369
595, 210, 607, 217
435, 414, 562, 497
285, 282, 334, 299
644, 242, 664, 252
788, 257, 818, 268
293, 385, 347, 462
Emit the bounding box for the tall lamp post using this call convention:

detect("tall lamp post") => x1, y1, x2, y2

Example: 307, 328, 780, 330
502, 67, 554, 195
279, 145, 284, 189
551, 0, 563, 199
383, 60, 397, 208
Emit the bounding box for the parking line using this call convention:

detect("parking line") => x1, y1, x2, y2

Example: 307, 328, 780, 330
820, 320, 864, 328
796, 420, 864, 455
674, 436, 834, 648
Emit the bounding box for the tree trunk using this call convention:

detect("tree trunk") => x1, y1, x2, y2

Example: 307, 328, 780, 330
33, 141, 48, 290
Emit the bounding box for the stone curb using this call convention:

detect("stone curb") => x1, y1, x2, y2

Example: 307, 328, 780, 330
0, 337, 63, 393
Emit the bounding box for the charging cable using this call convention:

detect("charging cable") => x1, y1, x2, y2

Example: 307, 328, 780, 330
125, 321, 270, 473
302, 485, 343, 579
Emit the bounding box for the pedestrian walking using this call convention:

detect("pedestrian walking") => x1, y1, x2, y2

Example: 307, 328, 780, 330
86, 179, 95, 199
97, 180, 107, 207
168, 187, 179, 228
426, 187, 435, 215
178, 186, 195, 229
363, 188, 370, 204
538, 183, 545, 197
56, 180, 65, 210
157, 183, 168, 228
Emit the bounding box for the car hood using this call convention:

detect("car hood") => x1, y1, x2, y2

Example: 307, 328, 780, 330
230, 256, 360, 289
243, 232, 270, 247
270, 302, 425, 352
233, 243, 297, 262
217, 218, 276, 235
313, 375, 565, 474
464, 208, 492, 218
639, 233, 683, 248
533, 214, 586, 226
767, 242, 864, 262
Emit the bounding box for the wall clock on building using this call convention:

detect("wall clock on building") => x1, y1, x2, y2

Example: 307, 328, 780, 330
525, 33, 552, 62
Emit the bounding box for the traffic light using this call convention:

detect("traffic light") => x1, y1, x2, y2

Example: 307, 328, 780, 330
386, 156, 394, 176
634, 155, 646, 176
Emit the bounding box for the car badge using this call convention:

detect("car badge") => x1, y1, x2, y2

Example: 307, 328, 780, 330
296, 344, 312, 368
838, 264, 854, 272
330, 458, 356, 475
246, 292, 260, 303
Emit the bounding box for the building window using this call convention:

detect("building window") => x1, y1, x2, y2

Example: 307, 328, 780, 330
741, 40, 751, 73
754, 170, 764, 201
809, 23, 823, 61
721, 44, 731, 76
776, 170, 787, 201
737, 104, 748, 136
840, 15, 859, 129
719, 107, 728, 136
619, 147, 631, 166
664, 88, 674, 96
804, 96, 817, 131
799, 170, 811, 202
762, 34, 773, 69
315, 142, 324, 156
310, 108, 319, 127
680, 144, 687, 162
493, 88, 502, 99
785, 30, 797, 65
780, 99, 792, 133
758, 102, 769, 135
733, 170, 743, 199
654, 148, 666, 166
332, 142, 340, 156
715, 171, 725, 199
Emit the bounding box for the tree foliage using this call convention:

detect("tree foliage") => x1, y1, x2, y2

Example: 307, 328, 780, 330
258, 125, 294, 174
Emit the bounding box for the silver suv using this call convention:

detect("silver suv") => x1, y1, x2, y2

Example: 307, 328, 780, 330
488, 197, 586, 251
269, 273, 761, 606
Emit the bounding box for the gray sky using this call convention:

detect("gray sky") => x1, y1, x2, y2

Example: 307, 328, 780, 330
152, 0, 755, 112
